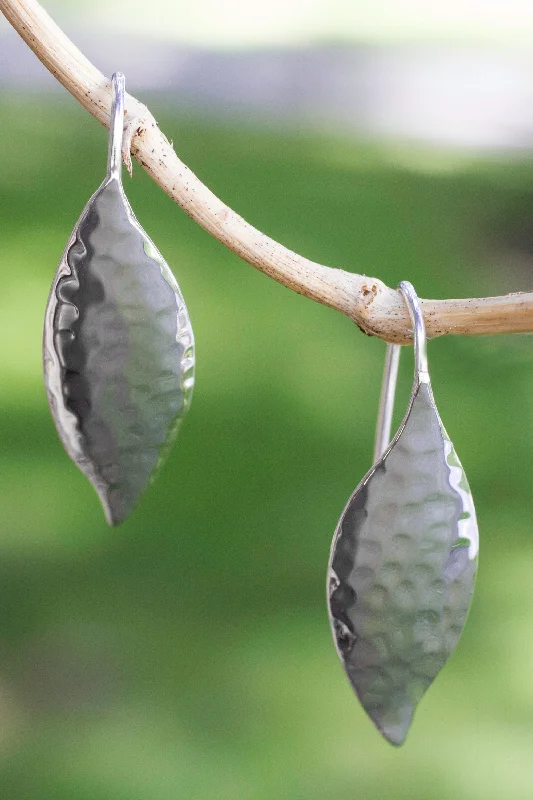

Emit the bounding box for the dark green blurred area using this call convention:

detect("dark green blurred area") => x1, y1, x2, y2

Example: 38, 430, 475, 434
1, 94, 533, 799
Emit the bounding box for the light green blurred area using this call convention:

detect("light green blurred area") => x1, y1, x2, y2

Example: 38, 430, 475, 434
6, 0, 533, 46
1, 94, 533, 799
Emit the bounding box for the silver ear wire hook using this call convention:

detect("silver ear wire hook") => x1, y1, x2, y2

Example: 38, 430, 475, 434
398, 280, 429, 379
107, 72, 125, 181
373, 342, 400, 462
373, 281, 429, 461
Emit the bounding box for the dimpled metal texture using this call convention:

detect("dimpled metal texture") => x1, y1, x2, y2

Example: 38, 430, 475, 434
43, 175, 194, 525
328, 380, 478, 746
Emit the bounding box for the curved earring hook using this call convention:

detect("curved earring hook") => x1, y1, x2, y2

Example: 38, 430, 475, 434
398, 280, 429, 379
373, 281, 429, 461
373, 342, 400, 462
107, 72, 125, 182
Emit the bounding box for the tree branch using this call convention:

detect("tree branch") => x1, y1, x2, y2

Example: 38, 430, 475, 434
2, 0, 533, 344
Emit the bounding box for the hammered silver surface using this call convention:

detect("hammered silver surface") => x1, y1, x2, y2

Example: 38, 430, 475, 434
328, 381, 478, 746
43, 176, 194, 525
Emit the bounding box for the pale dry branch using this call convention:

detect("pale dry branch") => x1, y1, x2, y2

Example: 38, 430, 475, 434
1, 0, 533, 343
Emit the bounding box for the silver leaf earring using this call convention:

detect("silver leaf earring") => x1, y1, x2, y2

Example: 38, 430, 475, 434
327, 281, 478, 746
43, 73, 195, 525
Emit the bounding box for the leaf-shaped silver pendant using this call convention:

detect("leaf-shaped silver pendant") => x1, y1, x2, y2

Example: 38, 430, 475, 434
43, 74, 194, 525
327, 282, 478, 746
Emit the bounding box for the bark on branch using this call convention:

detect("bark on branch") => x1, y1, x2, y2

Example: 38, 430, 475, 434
2, 0, 533, 343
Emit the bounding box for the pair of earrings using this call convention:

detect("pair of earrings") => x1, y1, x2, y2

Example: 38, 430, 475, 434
43, 73, 477, 745
43, 73, 194, 525
328, 282, 479, 745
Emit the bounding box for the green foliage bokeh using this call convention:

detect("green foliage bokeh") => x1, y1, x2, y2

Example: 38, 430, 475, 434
1, 95, 533, 799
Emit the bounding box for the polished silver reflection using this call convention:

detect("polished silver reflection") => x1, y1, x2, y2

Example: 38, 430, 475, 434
328, 281, 478, 746
43, 72, 194, 525
373, 342, 400, 463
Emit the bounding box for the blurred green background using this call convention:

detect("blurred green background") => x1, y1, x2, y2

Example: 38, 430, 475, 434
2, 80, 533, 798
